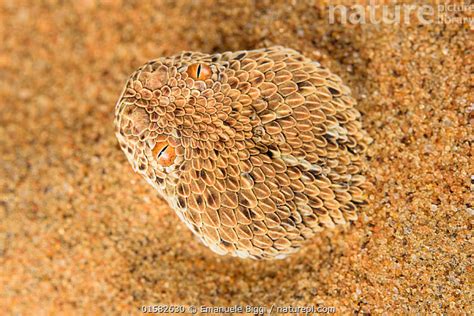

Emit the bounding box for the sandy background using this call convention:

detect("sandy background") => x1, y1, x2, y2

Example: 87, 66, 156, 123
1, 0, 472, 314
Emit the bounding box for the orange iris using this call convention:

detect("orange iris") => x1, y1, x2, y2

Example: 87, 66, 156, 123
152, 139, 176, 167
186, 63, 211, 81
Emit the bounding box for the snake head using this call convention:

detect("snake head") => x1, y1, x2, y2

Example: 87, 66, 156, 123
114, 47, 368, 259
114, 54, 228, 196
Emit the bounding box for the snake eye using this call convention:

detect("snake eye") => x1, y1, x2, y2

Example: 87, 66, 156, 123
186, 63, 211, 81
152, 138, 176, 167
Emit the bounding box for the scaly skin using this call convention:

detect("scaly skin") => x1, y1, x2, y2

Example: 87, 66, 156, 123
114, 46, 368, 260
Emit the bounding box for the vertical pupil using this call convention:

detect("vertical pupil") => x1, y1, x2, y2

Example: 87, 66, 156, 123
196, 64, 202, 79
157, 144, 169, 158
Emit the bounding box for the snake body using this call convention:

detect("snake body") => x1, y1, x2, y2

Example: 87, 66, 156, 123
114, 46, 368, 259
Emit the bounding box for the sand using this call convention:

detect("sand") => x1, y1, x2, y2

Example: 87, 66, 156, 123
0, 0, 472, 314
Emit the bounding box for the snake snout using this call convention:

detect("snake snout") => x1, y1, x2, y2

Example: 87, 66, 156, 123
120, 104, 178, 168
123, 106, 149, 136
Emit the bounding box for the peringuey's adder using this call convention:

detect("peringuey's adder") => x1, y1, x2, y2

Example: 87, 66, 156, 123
114, 46, 368, 260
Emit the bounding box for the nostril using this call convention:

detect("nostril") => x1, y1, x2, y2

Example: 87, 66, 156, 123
124, 106, 150, 135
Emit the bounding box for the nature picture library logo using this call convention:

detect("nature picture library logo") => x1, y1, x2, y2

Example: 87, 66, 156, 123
328, 2, 474, 26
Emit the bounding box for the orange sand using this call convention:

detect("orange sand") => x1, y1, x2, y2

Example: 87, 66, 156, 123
0, 1, 472, 314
